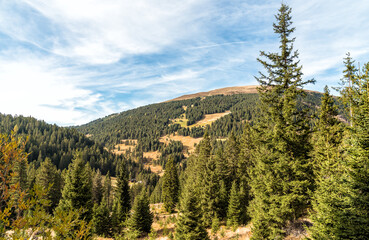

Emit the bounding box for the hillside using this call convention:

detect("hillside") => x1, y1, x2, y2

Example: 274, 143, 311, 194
0, 113, 156, 179
75, 86, 325, 165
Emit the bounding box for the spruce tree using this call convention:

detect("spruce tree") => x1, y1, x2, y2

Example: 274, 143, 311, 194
175, 186, 209, 240
103, 171, 112, 211
337, 53, 358, 125
126, 189, 153, 236
309, 60, 369, 239
92, 197, 111, 236
239, 181, 249, 224
217, 179, 229, 220
191, 132, 224, 227
311, 86, 343, 175
92, 169, 103, 205
114, 161, 131, 225
250, 4, 315, 239
309, 86, 345, 239
227, 181, 242, 229
162, 156, 179, 213
223, 131, 240, 189
346, 61, 369, 238
57, 153, 93, 221
238, 123, 254, 223
35, 157, 62, 212
200, 153, 220, 227
214, 148, 231, 220
320, 60, 369, 239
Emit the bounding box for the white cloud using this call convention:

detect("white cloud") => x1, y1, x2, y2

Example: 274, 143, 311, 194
0, 53, 119, 125
290, 0, 369, 87
17, 0, 210, 64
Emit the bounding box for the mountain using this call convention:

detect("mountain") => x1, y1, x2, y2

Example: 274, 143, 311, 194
75, 85, 324, 156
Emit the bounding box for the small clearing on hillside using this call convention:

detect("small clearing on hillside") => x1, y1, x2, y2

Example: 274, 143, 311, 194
160, 134, 202, 156
143, 151, 164, 176
113, 139, 137, 154
170, 114, 188, 128
188, 111, 231, 128
149, 203, 251, 240
143, 151, 161, 160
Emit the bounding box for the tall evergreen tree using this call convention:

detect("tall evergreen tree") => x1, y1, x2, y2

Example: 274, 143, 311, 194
190, 132, 224, 227
57, 153, 93, 221
311, 86, 343, 175
238, 122, 254, 223
175, 186, 209, 240
103, 171, 112, 211
114, 161, 131, 225
126, 189, 153, 236
217, 179, 229, 220
309, 86, 345, 239
337, 53, 358, 126
315, 60, 369, 239
162, 156, 179, 213
223, 131, 240, 189
92, 197, 111, 237
36, 157, 62, 212
200, 153, 221, 227
92, 169, 103, 205
227, 181, 242, 229
249, 4, 315, 239
346, 61, 369, 238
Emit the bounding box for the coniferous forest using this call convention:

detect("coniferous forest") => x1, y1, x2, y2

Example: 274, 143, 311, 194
2, 3, 369, 240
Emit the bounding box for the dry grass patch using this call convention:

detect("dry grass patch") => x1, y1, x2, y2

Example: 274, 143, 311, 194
143, 151, 161, 160
170, 113, 188, 128
160, 134, 202, 155
113, 139, 137, 155
188, 111, 231, 128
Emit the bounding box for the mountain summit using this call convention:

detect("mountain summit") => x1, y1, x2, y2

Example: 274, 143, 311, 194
167, 85, 259, 102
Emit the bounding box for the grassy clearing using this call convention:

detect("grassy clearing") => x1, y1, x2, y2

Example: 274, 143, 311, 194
149, 203, 252, 240
159, 134, 202, 156
170, 113, 188, 128
171, 110, 231, 129
113, 139, 137, 155
188, 111, 231, 128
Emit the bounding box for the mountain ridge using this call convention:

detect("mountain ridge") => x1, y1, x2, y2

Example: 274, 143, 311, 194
166, 85, 321, 102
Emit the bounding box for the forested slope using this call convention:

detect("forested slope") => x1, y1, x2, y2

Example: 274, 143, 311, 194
76, 90, 325, 151
0, 113, 155, 181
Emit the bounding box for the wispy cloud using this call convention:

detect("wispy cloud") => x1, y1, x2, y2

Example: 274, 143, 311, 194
290, 0, 369, 88
0, 49, 119, 125
17, 0, 212, 64
0, 0, 368, 125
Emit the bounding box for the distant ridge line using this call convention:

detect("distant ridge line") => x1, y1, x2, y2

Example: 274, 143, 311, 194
166, 85, 259, 102
166, 85, 321, 102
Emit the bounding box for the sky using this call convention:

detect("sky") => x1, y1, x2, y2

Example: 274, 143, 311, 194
0, 0, 369, 126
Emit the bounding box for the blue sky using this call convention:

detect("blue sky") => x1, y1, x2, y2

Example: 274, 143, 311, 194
0, 0, 369, 126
